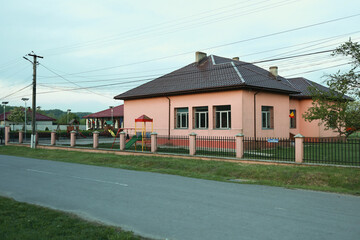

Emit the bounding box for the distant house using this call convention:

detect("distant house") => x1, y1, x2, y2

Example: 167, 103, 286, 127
0, 109, 55, 127
114, 52, 341, 138
82, 105, 124, 130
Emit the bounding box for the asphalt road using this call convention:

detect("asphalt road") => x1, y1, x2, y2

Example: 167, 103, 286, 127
0, 154, 359, 240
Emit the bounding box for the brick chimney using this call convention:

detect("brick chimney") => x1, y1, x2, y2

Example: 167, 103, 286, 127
269, 66, 278, 78
232, 57, 239, 61
195, 51, 207, 63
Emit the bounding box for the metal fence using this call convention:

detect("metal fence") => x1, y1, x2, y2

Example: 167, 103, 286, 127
157, 135, 189, 154
0, 127, 3, 145
243, 137, 295, 162
196, 136, 236, 158
37, 132, 51, 145
304, 138, 360, 166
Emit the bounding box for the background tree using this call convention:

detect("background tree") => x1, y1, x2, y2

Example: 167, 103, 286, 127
328, 40, 360, 98
8, 107, 30, 125
303, 40, 359, 137
57, 112, 80, 125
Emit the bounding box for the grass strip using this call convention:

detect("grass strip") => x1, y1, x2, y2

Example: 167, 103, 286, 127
1, 145, 360, 195
0, 196, 149, 240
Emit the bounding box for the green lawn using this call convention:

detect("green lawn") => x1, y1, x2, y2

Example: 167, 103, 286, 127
0, 196, 148, 240
1, 146, 360, 195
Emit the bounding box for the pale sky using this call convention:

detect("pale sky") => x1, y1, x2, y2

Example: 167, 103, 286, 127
1, 0, 359, 112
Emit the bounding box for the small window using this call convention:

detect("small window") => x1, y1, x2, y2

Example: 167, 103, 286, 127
215, 105, 231, 129
290, 109, 296, 129
175, 108, 188, 129
262, 106, 274, 129
194, 106, 208, 129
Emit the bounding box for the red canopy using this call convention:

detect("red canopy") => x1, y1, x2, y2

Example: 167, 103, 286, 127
135, 114, 153, 122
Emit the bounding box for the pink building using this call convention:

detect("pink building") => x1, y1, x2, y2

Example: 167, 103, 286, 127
114, 52, 339, 138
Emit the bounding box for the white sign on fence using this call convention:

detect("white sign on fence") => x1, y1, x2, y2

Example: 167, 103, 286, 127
267, 139, 279, 143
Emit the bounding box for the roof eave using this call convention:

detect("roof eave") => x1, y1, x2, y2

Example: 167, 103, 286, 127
115, 84, 299, 100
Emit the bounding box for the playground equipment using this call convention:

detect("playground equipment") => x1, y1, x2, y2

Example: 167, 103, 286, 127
126, 115, 153, 151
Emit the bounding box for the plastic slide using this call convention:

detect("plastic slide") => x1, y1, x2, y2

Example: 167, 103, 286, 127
108, 129, 116, 137
125, 135, 142, 149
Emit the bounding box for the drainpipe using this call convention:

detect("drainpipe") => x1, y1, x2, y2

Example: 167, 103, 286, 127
166, 96, 171, 139
254, 91, 260, 139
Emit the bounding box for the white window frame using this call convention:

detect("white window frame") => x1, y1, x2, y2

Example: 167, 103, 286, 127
194, 107, 208, 129
261, 106, 273, 129
175, 108, 188, 129
215, 105, 231, 129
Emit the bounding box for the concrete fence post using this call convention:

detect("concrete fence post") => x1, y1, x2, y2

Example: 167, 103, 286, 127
235, 133, 244, 158
51, 130, 56, 146
151, 132, 158, 153
70, 130, 76, 147
19, 131, 23, 144
189, 133, 197, 156
119, 131, 126, 151
294, 134, 304, 163
93, 131, 99, 149
5, 126, 10, 145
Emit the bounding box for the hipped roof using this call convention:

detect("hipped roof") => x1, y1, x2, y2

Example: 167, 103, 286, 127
114, 55, 300, 100
83, 105, 124, 118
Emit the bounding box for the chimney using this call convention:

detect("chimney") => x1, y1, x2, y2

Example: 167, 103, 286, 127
195, 51, 207, 63
269, 66, 278, 78
232, 57, 239, 61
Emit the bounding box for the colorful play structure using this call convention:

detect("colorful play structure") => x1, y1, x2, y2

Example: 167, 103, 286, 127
125, 115, 153, 151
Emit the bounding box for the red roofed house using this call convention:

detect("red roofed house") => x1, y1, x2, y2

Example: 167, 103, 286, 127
0, 109, 55, 128
114, 52, 343, 138
83, 105, 124, 130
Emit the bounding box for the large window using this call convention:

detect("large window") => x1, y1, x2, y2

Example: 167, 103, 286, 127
215, 105, 231, 129
262, 106, 274, 129
175, 108, 188, 129
290, 109, 296, 129
194, 106, 208, 129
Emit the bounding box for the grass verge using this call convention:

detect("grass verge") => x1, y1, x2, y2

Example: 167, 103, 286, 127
0, 196, 148, 240
1, 145, 360, 195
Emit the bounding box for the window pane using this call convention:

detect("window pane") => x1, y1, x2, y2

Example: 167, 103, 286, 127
200, 113, 206, 128
221, 112, 227, 128
195, 113, 199, 128
181, 113, 187, 128
216, 112, 220, 128
262, 112, 266, 128
216, 105, 230, 111
177, 108, 188, 113
177, 114, 180, 128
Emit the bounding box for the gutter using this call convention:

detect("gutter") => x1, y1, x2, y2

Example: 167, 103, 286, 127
166, 96, 171, 139
254, 91, 260, 139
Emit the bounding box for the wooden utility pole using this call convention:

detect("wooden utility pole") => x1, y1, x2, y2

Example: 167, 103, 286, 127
24, 53, 43, 149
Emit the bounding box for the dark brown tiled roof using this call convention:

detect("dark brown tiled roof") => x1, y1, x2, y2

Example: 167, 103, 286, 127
82, 105, 124, 118
288, 77, 353, 100
114, 55, 300, 100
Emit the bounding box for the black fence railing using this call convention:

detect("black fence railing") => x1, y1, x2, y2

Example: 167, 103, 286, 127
243, 137, 295, 161
0, 127, 3, 145
304, 138, 360, 166
157, 135, 189, 154
196, 136, 236, 158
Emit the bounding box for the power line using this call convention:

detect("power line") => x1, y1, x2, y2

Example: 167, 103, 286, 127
42, 13, 360, 76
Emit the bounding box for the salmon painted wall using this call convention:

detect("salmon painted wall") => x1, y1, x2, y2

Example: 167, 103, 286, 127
123, 90, 244, 136
290, 99, 339, 137
242, 90, 290, 138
